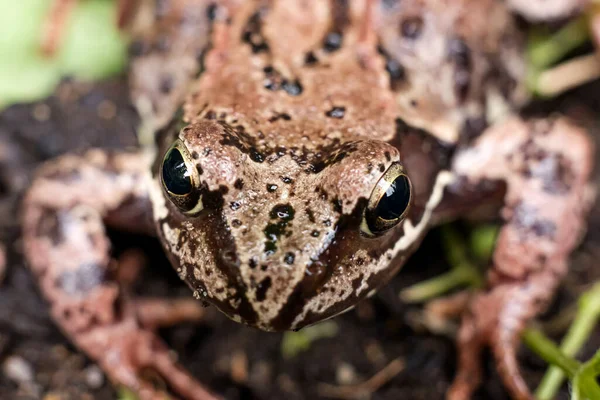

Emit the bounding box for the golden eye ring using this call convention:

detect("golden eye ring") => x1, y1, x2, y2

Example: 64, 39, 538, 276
161, 140, 204, 214
361, 162, 412, 237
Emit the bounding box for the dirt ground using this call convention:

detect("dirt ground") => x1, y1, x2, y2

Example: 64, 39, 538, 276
1, 76, 600, 400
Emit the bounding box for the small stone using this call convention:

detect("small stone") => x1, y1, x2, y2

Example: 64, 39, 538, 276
43, 394, 63, 400
31, 103, 51, 121
3, 355, 34, 383
97, 100, 116, 120
336, 362, 357, 385
84, 365, 104, 389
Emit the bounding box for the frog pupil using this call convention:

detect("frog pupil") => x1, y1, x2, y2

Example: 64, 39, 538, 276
162, 148, 192, 195
376, 175, 410, 220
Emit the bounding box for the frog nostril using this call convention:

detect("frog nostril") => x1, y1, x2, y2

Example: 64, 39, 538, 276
255, 277, 272, 302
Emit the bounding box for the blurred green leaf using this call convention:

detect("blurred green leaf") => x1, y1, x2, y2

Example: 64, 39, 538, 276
0, 0, 128, 108
534, 282, 600, 400
58, 0, 128, 80
468, 224, 498, 263
118, 387, 140, 400
0, 0, 59, 106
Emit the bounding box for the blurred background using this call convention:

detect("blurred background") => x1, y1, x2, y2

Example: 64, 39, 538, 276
1, 1, 600, 399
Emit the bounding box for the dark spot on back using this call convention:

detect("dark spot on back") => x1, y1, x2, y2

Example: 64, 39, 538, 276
281, 176, 293, 184
268, 112, 292, 123
325, 106, 346, 119
306, 208, 316, 223
282, 79, 303, 96
270, 204, 295, 221
242, 11, 269, 53
323, 32, 343, 52
284, 252, 295, 265
249, 147, 265, 163
249, 258, 258, 269
234, 179, 244, 190
267, 184, 278, 192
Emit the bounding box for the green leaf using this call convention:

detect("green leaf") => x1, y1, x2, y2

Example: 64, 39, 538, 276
57, 0, 128, 80
571, 348, 600, 400
534, 282, 600, 400
0, 0, 128, 107
468, 224, 498, 263
0, 0, 49, 57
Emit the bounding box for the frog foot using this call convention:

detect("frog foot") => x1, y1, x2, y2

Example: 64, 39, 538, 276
446, 272, 558, 400
75, 296, 218, 400
447, 116, 596, 399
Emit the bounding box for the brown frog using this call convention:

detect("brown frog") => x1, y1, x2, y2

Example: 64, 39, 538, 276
22, 0, 596, 399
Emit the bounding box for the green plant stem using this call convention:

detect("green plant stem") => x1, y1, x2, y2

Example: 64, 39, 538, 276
535, 282, 600, 400
400, 226, 482, 303
572, 347, 600, 400
400, 263, 480, 303
528, 16, 589, 69
522, 328, 580, 378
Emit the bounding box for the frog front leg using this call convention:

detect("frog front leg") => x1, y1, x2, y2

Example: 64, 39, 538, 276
446, 117, 595, 400
21, 149, 219, 400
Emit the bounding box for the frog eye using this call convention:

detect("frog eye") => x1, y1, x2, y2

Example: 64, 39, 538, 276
361, 162, 412, 236
161, 141, 203, 214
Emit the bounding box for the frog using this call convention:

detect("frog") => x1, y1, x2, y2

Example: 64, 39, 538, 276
21, 0, 596, 399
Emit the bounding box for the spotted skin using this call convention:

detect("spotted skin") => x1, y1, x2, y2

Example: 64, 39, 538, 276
23, 1, 596, 400
150, 0, 453, 330
376, 0, 527, 143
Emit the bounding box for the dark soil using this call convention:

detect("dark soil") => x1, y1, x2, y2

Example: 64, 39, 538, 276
1, 77, 599, 400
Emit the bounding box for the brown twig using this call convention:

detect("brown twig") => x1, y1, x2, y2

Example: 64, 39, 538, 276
40, 0, 78, 57
536, 53, 600, 97
0, 242, 6, 285
317, 358, 405, 399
